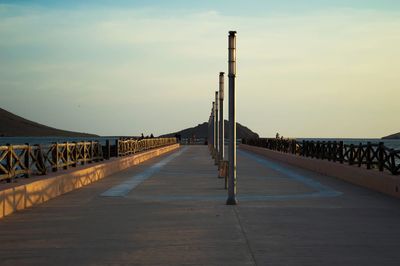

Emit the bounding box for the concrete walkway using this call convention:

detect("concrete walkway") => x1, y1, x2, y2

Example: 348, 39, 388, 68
1, 146, 400, 265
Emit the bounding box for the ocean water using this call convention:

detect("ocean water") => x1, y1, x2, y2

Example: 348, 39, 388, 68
0, 136, 120, 146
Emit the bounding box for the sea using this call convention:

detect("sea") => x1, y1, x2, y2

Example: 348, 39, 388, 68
0, 136, 120, 146
0, 137, 399, 150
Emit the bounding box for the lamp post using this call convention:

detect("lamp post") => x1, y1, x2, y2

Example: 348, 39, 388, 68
226, 31, 237, 205
214, 91, 219, 165
208, 113, 212, 150
219, 72, 225, 165
210, 102, 214, 154
213, 101, 217, 158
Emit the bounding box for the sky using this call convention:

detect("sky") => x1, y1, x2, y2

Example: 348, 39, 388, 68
0, 0, 399, 138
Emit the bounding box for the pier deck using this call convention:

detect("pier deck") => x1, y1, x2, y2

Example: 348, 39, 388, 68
1, 146, 400, 265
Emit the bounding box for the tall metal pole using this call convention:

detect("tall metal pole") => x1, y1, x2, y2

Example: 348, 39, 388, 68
214, 91, 219, 164
211, 102, 215, 154
226, 31, 237, 205
219, 72, 225, 163
213, 101, 217, 156
208, 113, 211, 150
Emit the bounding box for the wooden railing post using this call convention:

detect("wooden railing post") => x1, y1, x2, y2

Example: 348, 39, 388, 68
90, 141, 94, 163
332, 141, 336, 162
115, 139, 119, 157
73, 142, 78, 167
291, 140, 296, 154
313, 141, 318, 159
327, 141, 332, 161
36, 144, 46, 175
390, 150, 396, 175
6, 144, 13, 182
82, 143, 86, 165
98, 142, 102, 161
24, 143, 30, 178
52, 142, 58, 172
64, 142, 69, 170
378, 142, 384, 172
105, 140, 110, 160
366, 142, 372, 169
357, 143, 363, 167
349, 144, 354, 165
339, 141, 344, 163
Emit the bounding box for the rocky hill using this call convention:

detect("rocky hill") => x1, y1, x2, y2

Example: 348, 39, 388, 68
382, 132, 400, 139
0, 108, 97, 137
160, 120, 259, 139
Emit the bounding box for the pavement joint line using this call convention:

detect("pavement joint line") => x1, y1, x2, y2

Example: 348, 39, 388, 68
233, 206, 258, 266
100, 147, 188, 197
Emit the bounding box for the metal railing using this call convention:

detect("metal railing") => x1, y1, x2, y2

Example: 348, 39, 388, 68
242, 138, 400, 175
0, 137, 177, 182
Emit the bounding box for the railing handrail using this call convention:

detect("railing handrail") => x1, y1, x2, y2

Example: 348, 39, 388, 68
117, 137, 177, 157
242, 138, 400, 175
0, 137, 177, 183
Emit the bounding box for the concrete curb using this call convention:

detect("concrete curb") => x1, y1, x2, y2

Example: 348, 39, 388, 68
0, 144, 180, 219
240, 144, 400, 199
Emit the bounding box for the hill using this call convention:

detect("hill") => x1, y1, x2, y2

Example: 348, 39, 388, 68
0, 108, 98, 137
382, 132, 400, 140
160, 120, 259, 139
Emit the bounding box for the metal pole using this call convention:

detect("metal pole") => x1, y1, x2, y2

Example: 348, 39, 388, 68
211, 113, 213, 151
212, 101, 216, 157
211, 107, 213, 151
226, 31, 237, 205
209, 107, 212, 153
214, 91, 219, 165
219, 72, 225, 163
211, 104, 214, 153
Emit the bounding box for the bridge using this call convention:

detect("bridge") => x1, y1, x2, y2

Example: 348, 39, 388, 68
1, 31, 400, 266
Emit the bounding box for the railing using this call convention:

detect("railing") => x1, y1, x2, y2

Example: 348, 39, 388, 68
0, 141, 103, 182
180, 138, 207, 145
0, 137, 177, 182
117, 138, 177, 157
242, 138, 400, 175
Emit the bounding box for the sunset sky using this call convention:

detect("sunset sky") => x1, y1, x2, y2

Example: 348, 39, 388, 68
0, 0, 399, 138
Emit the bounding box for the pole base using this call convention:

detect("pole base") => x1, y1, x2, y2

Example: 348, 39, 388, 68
226, 196, 238, 205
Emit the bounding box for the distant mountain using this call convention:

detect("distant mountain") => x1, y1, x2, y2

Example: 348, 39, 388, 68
0, 108, 98, 137
160, 120, 259, 139
382, 132, 400, 140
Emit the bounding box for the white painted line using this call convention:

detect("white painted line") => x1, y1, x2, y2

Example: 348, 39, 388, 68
101, 147, 187, 197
